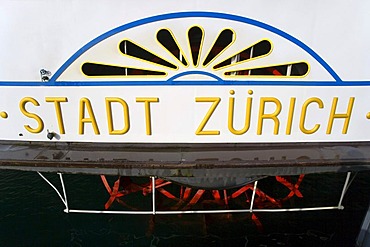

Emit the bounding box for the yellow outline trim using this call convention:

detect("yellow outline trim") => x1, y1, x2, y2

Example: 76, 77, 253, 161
118, 39, 178, 71
156, 28, 189, 68
213, 39, 273, 71
187, 25, 205, 68
224, 61, 310, 78
202, 28, 236, 68
80, 61, 167, 79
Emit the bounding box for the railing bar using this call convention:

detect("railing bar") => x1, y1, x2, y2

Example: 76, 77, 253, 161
38, 172, 67, 208
66, 206, 341, 215
58, 173, 69, 212
249, 180, 258, 212
344, 171, 357, 195
287, 64, 292, 76
338, 172, 351, 209
152, 176, 156, 215
66, 210, 154, 215
124, 40, 128, 76
248, 206, 340, 212
248, 46, 254, 76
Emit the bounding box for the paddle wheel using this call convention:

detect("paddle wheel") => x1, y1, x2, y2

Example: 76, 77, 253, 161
99, 175, 305, 229
100, 175, 305, 211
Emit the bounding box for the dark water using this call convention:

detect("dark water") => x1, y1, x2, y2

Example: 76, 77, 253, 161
0, 170, 369, 247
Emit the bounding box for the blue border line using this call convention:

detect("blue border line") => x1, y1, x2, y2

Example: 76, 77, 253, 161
1, 81, 370, 87
48, 11, 342, 84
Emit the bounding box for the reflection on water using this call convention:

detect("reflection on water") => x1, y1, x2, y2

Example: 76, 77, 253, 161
0, 170, 369, 246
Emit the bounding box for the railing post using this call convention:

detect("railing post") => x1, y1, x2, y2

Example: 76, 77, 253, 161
151, 176, 156, 215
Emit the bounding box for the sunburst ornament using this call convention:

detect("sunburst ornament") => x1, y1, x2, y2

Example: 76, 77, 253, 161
54, 13, 337, 83
80, 26, 309, 80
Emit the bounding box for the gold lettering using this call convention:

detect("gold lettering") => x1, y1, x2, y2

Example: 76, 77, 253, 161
19, 97, 44, 133
228, 90, 252, 135
136, 97, 159, 135
106, 97, 130, 135
195, 97, 221, 135
79, 98, 100, 135
299, 97, 323, 134
326, 97, 355, 134
286, 97, 296, 135
257, 97, 282, 135
45, 97, 68, 134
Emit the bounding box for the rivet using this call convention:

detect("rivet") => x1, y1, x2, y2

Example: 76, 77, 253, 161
0, 112, 8, 118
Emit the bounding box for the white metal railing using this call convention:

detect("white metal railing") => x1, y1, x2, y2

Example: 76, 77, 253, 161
38, 172, 352, 215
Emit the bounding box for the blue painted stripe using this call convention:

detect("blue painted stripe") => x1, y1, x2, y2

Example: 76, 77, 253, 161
1, 80, 369, 87
50, 12, 342, 83
168, 71, 224, 82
